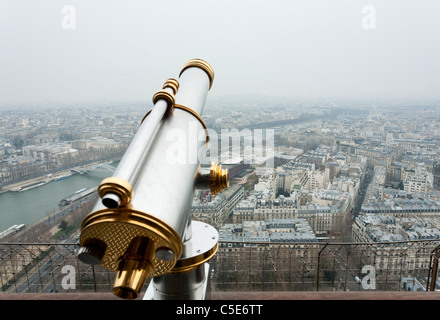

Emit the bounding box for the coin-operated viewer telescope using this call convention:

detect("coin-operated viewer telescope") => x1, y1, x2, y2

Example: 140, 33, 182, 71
77, 59, 229, 300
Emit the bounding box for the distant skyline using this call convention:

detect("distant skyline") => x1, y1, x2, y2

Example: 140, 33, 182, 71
1, 0, 439, 106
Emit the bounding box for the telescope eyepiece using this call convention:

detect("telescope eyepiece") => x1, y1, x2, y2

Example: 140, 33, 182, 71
102, 192, 121, 209
113, 236, 154, 299
98, 177, 133, 208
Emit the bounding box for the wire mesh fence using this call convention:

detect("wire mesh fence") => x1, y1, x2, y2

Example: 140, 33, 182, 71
0, 243, 113, 294
213, 240, 440, 292
1, 240, 440, 295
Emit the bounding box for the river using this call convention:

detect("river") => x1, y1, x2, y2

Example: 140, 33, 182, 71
0, 170, 112, 233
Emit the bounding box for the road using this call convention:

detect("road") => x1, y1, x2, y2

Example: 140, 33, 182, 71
351, 167, 374, 219
3, 241, 79, 293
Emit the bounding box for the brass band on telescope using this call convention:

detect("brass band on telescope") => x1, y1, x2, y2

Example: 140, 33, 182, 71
163, 78, 179, 95
152, 89, 175, 116
179, 59, 214, 90
98, 177, 133, 207
174, 104, 210, 144
141, 104, 211, 145
170, 242, 218, 274
140, 109, 153, 124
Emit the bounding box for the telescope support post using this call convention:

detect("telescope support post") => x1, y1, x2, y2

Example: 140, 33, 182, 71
143, 220, 218, 300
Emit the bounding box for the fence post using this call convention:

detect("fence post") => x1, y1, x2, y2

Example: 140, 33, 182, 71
316, 243, 328, 291
427, 245, 440, 291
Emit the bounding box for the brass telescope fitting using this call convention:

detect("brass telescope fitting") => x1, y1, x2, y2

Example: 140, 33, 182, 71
113, 236, 154, 299
98, 177, 133, 209
180, 59, 214, 90
210, 163, 229, 196
152, 89, 175, 116
163, 78, 179, 95
195, 163, 229, 196
140, 79, 179, 123
78, 207, 183, 298
170, 221, 218, 274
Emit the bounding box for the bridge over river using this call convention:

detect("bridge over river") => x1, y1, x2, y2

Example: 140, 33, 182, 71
71, 162, 116, 175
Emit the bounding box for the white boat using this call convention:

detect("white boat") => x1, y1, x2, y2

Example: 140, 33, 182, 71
20, 181, 47, 191
75, 187, 86, 194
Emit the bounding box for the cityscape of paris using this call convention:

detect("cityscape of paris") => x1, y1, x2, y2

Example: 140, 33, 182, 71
1, 98, 440, 295
0, 0, 439, 311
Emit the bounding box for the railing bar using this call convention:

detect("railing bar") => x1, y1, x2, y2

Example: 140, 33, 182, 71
1, 240, 440, 293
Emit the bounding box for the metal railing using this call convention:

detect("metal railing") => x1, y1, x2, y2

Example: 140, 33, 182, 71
0, 243, 113, 294
214, 240, 440, 292
1, 240, 440, 295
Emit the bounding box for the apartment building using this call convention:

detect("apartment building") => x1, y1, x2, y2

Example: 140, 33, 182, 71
191, 185, 244, 227
352, 213, 440, 276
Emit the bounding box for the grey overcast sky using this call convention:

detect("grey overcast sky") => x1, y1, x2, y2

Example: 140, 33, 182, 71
0, 0, 439, 106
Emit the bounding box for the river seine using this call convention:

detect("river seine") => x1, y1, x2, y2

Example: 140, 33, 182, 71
0, 171, 112, 233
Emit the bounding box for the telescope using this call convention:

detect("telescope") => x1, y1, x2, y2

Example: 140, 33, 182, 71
77, 59, 229, 299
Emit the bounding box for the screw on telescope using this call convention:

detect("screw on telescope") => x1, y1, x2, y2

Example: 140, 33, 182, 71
77, 238, 106, 265
155, 247, 175, 261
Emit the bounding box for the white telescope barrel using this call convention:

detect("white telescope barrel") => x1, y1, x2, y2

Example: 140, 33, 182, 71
100, 82, 177, 209
94, 63, 212, 235
130, 64, 212, 239
175, 65, 211, 114
103, 99, 167, 207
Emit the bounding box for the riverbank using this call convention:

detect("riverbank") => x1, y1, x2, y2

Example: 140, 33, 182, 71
0, 192, 97, 243
0, 160, 116, 194
0, 170, 76, 193
0, 166, 112, 234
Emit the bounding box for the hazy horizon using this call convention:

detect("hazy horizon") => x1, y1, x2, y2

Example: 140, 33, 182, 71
1, 0, 439, 106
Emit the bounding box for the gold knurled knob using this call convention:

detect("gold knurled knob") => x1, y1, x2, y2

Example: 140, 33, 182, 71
210, 163, 229, 196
